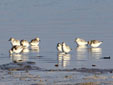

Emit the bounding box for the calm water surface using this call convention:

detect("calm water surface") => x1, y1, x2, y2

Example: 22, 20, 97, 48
0, 0, 113, 70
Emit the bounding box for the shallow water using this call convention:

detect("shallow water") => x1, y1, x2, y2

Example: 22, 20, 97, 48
0, 0, 113, 84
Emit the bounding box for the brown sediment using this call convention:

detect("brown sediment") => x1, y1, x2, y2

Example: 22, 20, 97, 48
0, 62, 113, 74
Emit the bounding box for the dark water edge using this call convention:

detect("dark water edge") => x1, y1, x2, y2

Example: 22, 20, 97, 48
0, 62, 113, 85
1, 61, 113, 74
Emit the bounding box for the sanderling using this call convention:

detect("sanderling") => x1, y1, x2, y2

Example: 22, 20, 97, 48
9, 37, 20, 46
9, 45, 23, 54
57, 43, 63, 52
75, 38, 88, 46
62, 42, 72, 53
30, 37, 40, 46
88, 40, 103, 48
22, 48, 29, 53
20, 40, 29, 48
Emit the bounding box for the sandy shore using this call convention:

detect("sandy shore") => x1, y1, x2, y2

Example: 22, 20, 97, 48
0, 62, 113, 85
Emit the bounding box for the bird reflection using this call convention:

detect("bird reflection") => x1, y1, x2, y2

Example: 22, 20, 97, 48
30, 46, 40, 52
88, 47, 102, 59
75, 45, 88, 60
57, 53, 71, 68
10, 54, 28, 63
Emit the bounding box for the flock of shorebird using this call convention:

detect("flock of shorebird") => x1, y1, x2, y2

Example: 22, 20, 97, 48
8, 37, 103, 55
57, 38, 103, 54
9, 37, 40, 54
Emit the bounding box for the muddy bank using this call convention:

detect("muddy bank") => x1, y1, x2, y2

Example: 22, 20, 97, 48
0, 61, 113, 74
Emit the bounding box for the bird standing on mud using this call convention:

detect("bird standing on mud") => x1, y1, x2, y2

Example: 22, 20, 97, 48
30, 37, 40, 46
9, 45, 23, 54
9, 37, 20, 46
62, 42, 72, 53
20, 40, 30, 48
75, 38, 88, 46
57, 43, 63, 52
88, 40, 103, 48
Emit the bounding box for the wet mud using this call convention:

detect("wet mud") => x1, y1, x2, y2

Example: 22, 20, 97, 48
0, 61, 113, 74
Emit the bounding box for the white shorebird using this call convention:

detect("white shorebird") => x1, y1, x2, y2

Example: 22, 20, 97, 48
30, 37, 40, 46
9, 45, 23, 54
22, 48, 29, 53
9, 37, 20, 46
57, 43, 63, 52
62, 42, 72, 53
75, 38, 88, 46
88, 40, 103, 48
20, 40, 29, 48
